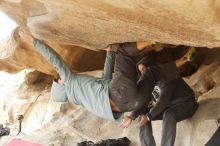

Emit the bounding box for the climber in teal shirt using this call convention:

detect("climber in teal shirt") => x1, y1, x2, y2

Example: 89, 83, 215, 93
33, 38, 152, 121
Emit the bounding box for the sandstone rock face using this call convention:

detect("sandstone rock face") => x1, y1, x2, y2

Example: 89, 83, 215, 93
0, 28, 106, 74
1, 0, 220, 74
1, 0, 220, 146
1, 0, 220, 50
0, 63, 220, 146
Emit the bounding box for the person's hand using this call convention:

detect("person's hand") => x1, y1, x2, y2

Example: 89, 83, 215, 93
138, 64, 147, 75
103, 45, 111, 52
119, 115, 133, 128
103, 45, 117, 52
153, 43, 165, 52
136, 41, 154, 50
134, 115, 149, 128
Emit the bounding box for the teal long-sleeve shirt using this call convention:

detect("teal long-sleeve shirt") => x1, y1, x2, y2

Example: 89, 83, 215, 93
33, 39, 116, 120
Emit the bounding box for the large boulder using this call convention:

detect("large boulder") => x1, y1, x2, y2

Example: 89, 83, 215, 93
0, 63, 220, 146
0, 1, 220, 146
0, 0, 220, 49
0, 28, 106, 74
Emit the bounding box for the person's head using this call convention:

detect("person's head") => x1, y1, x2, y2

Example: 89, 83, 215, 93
51, 73, 68, 102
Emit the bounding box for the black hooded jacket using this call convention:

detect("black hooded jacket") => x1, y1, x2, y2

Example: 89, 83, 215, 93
131, 56, 195, 120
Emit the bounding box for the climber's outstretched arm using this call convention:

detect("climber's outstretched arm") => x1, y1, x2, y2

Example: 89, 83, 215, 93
32, 38, 71, 83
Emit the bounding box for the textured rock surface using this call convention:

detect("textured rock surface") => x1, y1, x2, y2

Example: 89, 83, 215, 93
1, 0, 220, 49
0, 28, 106, 74
0, 65, 220, 146
1, 0, 220, 146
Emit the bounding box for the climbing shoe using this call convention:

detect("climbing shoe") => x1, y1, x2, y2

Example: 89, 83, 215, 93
184, 47, 198, 62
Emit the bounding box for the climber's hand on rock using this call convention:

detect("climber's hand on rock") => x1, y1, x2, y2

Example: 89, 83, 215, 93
119, 115, 133, 128
134, 115, 149, 128
103, 45, 111, 52
103, 45, 117, 52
